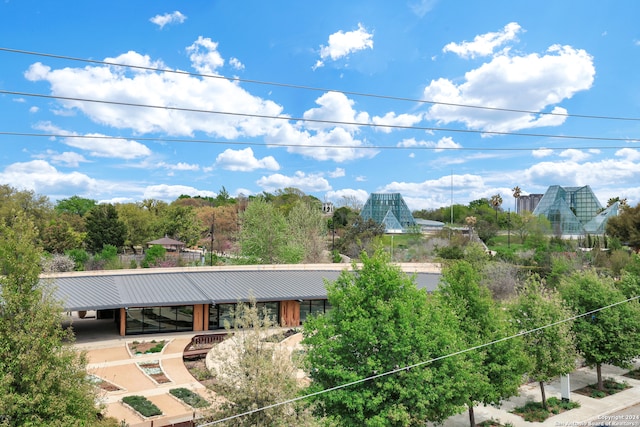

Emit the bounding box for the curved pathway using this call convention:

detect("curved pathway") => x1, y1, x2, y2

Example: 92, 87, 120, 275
82, 334, 214, 427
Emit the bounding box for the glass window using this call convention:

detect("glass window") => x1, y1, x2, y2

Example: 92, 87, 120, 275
125, 305, 194, 335
299, 300, 331, 325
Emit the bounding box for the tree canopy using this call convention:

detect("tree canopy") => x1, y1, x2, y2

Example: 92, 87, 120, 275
304, 250, 467, 425
0, 211, 107, 426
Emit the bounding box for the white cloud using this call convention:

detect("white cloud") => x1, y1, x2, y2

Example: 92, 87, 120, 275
355, 175, 367, 182
424, 43, 594, 133
615, 148, 640, 161
143, 184, 215, 200
267, 92, 377, 162
34, 122, 151, 159
328, 168, 346, 178
559, 149, 590, 162
532, 148, 554, 158
315, 23, 373, 68
324, 188, 369, 205
256, 171, 331, 192
229, 57, 245, 70
0, 160, 99, 196
397, 136, 462, 152
371, 112, 423, 133
156, 161, 200, 171
150, 11, 187, 29
34, 150, 89, 168
443, 22, 522, 59
25, 39, 284, 139
215, 147, 280, 171
524, 158, 640, 188
381, 173, 486, 197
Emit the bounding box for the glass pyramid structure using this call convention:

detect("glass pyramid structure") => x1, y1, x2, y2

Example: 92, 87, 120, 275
532, 185, 615, 236
360, 193, 416, 233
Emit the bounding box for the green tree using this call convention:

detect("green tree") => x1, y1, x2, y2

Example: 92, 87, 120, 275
606, 202, 640, 250
159, 204, 203, 247
435, 261, 528, 427
509, 277, 576, 409
207, 298, 319, 426
304, 250, 467, 425
287, 200, 327, 263
239, 198, 293, 264
336, 217, 385, 259
0, 184, 53, 241
41, 218, 84, 254
559, 270, 640, 390
84, 204, 126, 253
0, 211, 104, 426
54, 195, 96, 217
116, 202, 156, 254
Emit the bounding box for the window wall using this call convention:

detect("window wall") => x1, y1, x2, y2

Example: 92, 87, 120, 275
299, 299, 331, 324
209, 301, 280, 330
125, 305, 194, 335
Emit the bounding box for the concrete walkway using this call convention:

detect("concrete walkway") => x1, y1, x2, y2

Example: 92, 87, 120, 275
80, 334, 215, 427
441, 361, 640, 427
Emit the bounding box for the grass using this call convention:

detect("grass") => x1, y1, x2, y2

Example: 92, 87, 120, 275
122, 395, 162, 417
512, 397, 580, 422
169, 388, 210, 408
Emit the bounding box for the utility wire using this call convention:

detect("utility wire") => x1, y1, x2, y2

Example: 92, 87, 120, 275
198, 294, 640, 426
0, 131, 637, 152
2, 46, 640, 123
2, 89, 639, 143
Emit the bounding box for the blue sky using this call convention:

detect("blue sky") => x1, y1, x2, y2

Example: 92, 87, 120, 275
2, 1, 640, 210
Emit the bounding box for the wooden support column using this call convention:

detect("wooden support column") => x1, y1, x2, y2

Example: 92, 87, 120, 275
280, 300, 300, 327
193, 304, 204, 332
119, 308, 126, 336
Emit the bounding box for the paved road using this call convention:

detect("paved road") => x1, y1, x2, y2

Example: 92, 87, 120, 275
605, 402, 640, 417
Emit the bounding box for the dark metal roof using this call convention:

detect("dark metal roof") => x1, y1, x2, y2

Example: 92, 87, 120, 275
43, 267, 441, 311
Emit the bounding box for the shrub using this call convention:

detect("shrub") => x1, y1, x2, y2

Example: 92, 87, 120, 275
122, 395, 162, 417
169, 388, 210, 408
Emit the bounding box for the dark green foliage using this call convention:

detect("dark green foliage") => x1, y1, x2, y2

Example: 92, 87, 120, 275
304, 250, 467, 425
0, 211, 103, 426
141, 244, 167, 268
85, 204, 126, 253
436, 244, 464, 260
169, 388, 210, 408
55, 195, 96, 217
65, 248, 90, 271
606, 202, 640, 249
513, 397, 579, 422
559, 270, 640, 390
436, 261, 529, 427
335, 217, 385, 259
122, 395, 162, 417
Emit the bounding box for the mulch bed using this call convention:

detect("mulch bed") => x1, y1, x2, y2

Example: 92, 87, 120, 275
573, 378, 631, 398
624, 368, 640, 380
137, 361, 172, 384
184, 358, 216, 388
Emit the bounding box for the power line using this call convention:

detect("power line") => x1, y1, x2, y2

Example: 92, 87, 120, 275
198, 294, 640, 426
0, 131, 637, 152
2, 89, 639, 143
2, 46, 640, 123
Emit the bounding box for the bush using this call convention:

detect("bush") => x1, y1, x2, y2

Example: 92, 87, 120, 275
169, 388, 210, 408
122, 395, 162, 417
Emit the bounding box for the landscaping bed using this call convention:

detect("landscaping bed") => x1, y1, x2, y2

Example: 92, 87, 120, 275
184, 358, 216, 388
88, 374, 122, 392
512, 397, 580, 422
137, 360, 171, 384
169, 387, 210, 408
122, 395, 162, 418
624, 368, 640, 380
128, 339, 167, 355
573, 378, 630, 398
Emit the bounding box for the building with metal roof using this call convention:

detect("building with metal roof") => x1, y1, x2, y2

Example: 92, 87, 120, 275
44, 264, 441, 336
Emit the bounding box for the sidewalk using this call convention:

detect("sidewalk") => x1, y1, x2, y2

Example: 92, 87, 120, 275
441, 362, 640, 427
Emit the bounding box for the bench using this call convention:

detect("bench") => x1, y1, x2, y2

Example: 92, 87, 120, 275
183, 332, 231, 360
